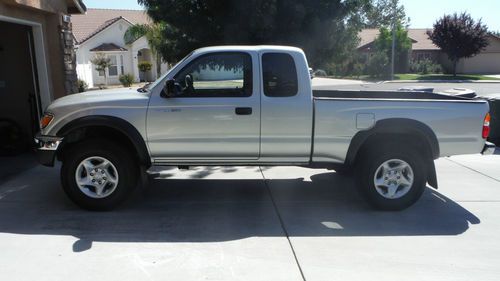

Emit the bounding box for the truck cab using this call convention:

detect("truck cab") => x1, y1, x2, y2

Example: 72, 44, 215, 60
146, 46, 313, 164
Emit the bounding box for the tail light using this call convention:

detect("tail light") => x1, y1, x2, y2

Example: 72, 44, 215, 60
482, 113, 491, 139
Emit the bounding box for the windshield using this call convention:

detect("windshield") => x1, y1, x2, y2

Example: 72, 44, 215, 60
144, 51, 195, 91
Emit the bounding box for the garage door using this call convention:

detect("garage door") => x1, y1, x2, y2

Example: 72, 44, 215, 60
0, 21, 41, 155
461, 52, 500, 74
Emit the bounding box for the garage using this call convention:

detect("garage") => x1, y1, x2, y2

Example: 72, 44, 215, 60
0, 21, 42, 155
458, 35, 500, 74
460, 52, 500, 74
0, 0, 85, 156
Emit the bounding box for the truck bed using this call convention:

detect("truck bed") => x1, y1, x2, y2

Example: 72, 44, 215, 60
313, 90, 469, 101
311, 90, 489, 164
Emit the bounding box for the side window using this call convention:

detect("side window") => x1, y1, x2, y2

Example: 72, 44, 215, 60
262, 53, 298, 97
108, 55, 118, 76
174, 52, 253, 97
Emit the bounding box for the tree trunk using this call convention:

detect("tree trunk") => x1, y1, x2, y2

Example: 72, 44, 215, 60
453, 59, 458, 77
155, 52, 162, 79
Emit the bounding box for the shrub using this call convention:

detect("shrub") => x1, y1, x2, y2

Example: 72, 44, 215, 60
351, 63, 364, 78
77, 79, 88, 93
409, 59, 443, 74
138, 61, 153, 73
313, 69, 328, 77
119, 74, 135, 87
367, 51, 389, 78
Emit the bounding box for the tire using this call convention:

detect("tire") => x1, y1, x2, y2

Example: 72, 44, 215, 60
356, 143, 427, 211
61, 139, 138, 211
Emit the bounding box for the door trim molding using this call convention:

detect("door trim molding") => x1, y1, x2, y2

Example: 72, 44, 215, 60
0, 15, 52, 112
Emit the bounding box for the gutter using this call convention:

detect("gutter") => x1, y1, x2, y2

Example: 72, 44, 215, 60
72, 0, 87, 14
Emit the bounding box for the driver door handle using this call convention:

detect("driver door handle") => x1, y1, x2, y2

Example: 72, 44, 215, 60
235, 107, 252, 115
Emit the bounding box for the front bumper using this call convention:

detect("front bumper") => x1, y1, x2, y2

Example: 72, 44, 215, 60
34, 134, 63, 167
482, 141, 496, 155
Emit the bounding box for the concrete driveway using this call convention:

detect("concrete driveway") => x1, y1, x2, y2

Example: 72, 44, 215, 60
1, 151, 500, 281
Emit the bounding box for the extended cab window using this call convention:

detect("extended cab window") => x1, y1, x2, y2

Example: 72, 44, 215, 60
174, 52, 253, 97
262, 53, 298, 97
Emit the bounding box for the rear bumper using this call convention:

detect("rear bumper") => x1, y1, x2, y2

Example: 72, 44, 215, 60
34, 134, 63, 167
482, 141, 496, 155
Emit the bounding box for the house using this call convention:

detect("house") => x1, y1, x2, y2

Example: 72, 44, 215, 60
0, 0, 85, 150
358, 28, 500, 74
71, 8, 169, 88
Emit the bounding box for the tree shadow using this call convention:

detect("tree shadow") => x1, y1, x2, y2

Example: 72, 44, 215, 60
0, 167, 480, 253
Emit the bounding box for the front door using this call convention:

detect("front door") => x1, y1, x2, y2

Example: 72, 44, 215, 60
147, 52, 260, 162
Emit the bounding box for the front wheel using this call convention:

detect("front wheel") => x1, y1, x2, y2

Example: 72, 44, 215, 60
356, 145, 427, 211
61, 139, 138, 211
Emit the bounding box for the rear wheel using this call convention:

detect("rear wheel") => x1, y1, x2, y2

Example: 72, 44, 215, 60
356, 144, 427, 211
61, 139, 138, 211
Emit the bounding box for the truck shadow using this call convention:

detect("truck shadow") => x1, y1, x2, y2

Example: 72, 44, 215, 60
0, 166, 480, 253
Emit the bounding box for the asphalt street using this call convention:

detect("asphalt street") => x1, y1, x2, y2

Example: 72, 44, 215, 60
1, 150, 500, 281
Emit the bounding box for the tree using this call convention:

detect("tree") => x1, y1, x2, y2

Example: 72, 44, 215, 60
90, 53, 111, 85
137, 0, 371, 68
427, 13, 489, 76
364, 0, 409, 28
124, 23, 166, 78
374, 24, 412, 73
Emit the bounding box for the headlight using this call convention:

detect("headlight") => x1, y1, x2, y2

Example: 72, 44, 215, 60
40, 113, 54, 129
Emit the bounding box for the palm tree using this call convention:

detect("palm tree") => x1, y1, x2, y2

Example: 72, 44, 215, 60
124, 23, 166, 79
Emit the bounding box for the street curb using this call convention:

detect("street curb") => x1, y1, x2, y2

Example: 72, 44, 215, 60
383, 80, 500, 84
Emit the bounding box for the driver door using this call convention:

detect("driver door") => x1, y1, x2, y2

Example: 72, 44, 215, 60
147, 52, 260, 162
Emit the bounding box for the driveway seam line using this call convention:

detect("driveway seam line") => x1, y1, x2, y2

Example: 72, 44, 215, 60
445, 158, 500, 183
259, 167, 307, 281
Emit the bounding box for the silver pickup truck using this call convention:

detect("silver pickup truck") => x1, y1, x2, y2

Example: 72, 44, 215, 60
35, 46, 494, 211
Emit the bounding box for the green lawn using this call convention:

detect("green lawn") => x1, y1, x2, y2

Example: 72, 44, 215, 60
328, 74, 500, 81
393, 74, 500, 81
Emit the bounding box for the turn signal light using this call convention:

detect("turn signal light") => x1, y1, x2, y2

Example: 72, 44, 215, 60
482, 113, 491, 139
40, 113, 54, 129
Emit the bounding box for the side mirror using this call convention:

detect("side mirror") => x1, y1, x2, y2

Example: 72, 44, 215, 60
161, 79, 177, 98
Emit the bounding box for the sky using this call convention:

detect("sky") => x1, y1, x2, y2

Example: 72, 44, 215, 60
82, 0, 500, 32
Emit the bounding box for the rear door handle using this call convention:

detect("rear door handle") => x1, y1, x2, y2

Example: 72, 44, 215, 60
235, 107, 252, 115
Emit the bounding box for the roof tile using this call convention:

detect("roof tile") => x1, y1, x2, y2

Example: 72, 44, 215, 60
358, 28, 440, 51
72, 8, 150, 44
90, 43, 128, 52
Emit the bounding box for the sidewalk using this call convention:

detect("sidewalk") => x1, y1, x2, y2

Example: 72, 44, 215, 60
385, 79, 500, 83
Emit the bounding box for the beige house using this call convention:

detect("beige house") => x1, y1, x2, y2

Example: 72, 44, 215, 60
358, 28, 500, 74
0, 0, 85, 150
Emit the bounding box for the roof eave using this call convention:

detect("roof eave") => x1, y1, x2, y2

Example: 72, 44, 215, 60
67, 0, 87, 14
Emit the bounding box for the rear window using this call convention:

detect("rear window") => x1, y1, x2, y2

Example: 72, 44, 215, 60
262, 53, 298, 97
